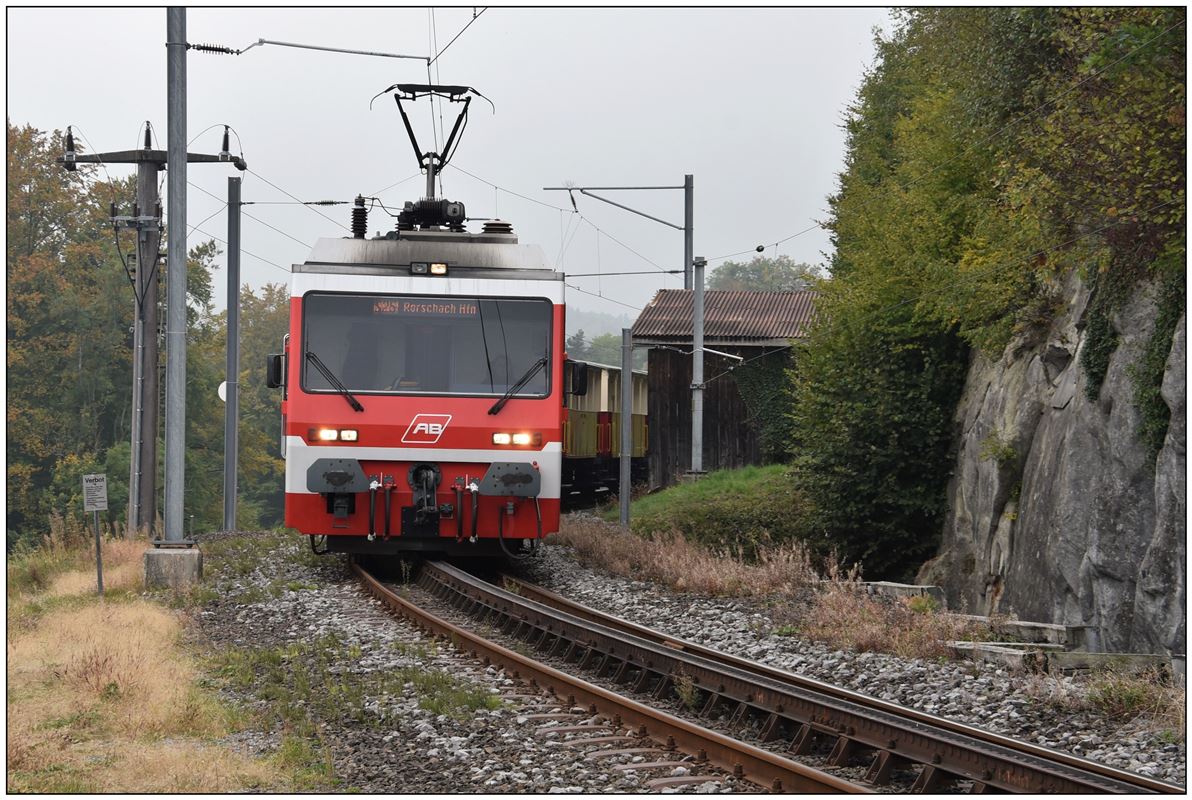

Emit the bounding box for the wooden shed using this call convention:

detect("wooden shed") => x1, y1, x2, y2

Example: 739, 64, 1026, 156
630, 289, 817, 489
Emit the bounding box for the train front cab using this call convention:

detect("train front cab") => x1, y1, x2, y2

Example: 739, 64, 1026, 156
273, 265, 571, 557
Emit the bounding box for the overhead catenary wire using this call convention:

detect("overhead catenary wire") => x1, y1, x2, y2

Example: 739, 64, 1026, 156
191, 225, 292, 276
246, 168, 352, 233
189, 180, 313, 248
428, 7, 487, 67
564, 282, 643, 312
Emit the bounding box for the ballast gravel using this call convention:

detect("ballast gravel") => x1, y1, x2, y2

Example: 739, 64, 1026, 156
517, 532, 1186, 788
185, 527, 1184, 791
187, 531, 726, 793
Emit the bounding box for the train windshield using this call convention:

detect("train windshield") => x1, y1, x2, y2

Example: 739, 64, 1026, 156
302, 292, 552, 397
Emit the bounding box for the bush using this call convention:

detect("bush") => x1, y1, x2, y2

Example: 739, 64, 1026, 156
619, 465, 816, 560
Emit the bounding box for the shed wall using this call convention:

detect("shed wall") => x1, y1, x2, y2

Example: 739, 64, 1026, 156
646, 348, 762, 489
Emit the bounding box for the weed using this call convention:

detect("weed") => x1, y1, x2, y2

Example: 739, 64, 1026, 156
772, 625, 800, 637
793, 564, 987, 660
906, 594, 941, 614
555, 515, 815, 598
979, 428, 1017, 465
673, 673, 699, 711
399, 668, 503, 718
1087, 668, 1184, 734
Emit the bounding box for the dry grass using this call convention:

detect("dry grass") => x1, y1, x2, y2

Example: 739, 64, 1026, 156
7, 599, 274, 792
792, 561, 990, 660
556, 515, 816, 597
1088, 669, 1185, 737
46, 538, 146, 597
6, 527, 282, 793
1020, 669, 1185, 742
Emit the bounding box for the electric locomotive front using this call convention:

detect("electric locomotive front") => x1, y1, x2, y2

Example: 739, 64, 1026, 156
269, 205, 572, 557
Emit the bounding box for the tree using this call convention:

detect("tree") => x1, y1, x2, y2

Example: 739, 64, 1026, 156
707, 255, 823, 292
6, 122, 135, 544
787, 8, 1184, 578
565, 329, 589, 360
236, 283, 290, 528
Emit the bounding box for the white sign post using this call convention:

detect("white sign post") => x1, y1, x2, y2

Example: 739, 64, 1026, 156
83, 474, 108, 595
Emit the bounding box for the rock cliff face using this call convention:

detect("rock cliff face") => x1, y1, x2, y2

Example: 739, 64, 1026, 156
920, 273, 1185, 656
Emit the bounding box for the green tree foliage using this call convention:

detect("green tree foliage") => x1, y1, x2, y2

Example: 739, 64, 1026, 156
7, 123, 134, 545
6, 121, 292, 547
788, 8, 1184, 578
565, 328, 645, 369
707, 255, 822, 292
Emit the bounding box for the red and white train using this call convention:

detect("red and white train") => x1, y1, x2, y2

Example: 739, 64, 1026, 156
266, 197, 646, 558
266, 83, 645, 557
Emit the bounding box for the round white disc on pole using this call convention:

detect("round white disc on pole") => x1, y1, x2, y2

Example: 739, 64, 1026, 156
217, 380, 227, 402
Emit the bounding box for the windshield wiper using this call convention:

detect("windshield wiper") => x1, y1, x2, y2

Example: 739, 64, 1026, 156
305, 351, 364, 412
488, 356, 547, 415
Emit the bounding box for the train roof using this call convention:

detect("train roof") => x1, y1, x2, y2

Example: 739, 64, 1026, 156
296, 229, 555, 276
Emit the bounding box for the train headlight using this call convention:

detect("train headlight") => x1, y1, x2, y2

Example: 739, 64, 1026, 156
430, 262, 448, 275
511, 432, 532, 446
339, 429, 358, 442
315, 428, 339, 441
411, 262, 429, 274
492, 432, 512, 445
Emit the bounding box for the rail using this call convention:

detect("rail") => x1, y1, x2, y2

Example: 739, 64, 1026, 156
497, 572, 1183, 794
352, 560, 863, 793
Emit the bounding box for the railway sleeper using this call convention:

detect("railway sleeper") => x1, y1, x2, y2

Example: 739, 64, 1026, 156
864, 749, 914, 786
910, 764, 958, 793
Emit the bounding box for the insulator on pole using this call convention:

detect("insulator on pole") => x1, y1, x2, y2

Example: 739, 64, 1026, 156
351, 195, 368, 239
144, 122, 152, 149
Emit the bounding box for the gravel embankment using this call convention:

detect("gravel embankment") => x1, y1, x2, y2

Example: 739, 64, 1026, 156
517, 539, 1186, 787
187, 532, 728, 793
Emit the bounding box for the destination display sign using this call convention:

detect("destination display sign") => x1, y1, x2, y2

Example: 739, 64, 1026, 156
373, 298, 480, 317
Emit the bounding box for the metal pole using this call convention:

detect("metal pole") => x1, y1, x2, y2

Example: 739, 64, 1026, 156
691, 256, 706, 475
94, 510, 104, 594
425, 157, 436, 199
164, 7, 187, 543
223, 176, 241, 531
619, 328, 633, 528
130, 142, 161, 539
128, 273, 143, 537
683, 174, 693, 290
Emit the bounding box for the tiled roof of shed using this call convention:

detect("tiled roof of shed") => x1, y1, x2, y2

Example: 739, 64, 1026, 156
630, 289, 818, 342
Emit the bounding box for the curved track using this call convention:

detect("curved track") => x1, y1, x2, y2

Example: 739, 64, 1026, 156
497, 571, 1182, 794
353, 560, 863, 793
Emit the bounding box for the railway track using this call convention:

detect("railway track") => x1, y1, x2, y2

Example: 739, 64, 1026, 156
353, 560, 861, 792
355, 559, 1182, 794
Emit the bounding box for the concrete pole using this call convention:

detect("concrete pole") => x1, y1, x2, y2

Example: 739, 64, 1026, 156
683, 174, 693, 290
164, 7, 187, 542
130, 135, 161, 539
222, 176, 241, 532
691, 256, 706, 475
619, 328, 633, 528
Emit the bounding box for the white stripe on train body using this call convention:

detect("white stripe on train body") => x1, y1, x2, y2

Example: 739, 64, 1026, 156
284, 437, 563, 499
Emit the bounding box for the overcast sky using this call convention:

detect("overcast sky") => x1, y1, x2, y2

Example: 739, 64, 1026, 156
8, 6, 892, 315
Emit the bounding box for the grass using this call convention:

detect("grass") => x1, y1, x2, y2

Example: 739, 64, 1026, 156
7, 597, 274, 792
605, 465, 815, 559
786, 561, 991, 660
1020, 668, 1185, 743
215, 631, 498, 720
6, 524, 347, 792
556, 514, 816, 597
1087, 669, 1185, 736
